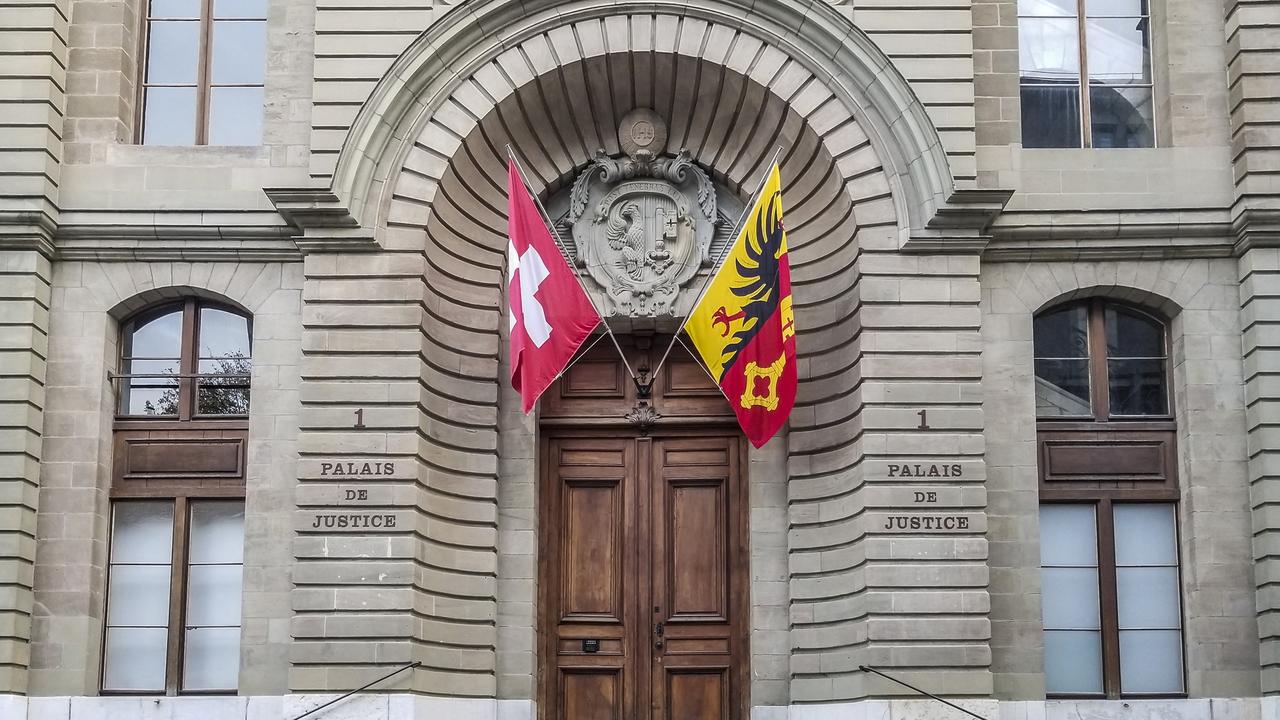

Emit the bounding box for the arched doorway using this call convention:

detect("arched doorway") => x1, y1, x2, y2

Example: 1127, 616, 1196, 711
537, 335, 749, 719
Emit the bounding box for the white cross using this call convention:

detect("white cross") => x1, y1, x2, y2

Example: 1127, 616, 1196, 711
509, 241, 552, 347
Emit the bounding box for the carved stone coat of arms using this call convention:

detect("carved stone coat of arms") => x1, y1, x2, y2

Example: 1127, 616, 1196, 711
566, 110, 718, 318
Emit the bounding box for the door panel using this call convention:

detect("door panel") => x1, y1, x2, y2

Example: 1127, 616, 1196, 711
664, 670, 727, 720
541, 433, 745, 720
545, 437, 637, 720
650, 437, 742, 720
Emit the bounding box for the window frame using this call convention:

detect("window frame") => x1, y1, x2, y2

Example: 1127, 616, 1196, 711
1017, 0, 1157, 148
117, 297, 253, 421
1034, 297, 1172, 425
1036, 296, 1184, 698
1039, 494, 1186, 699
135, 0, 267, 145
102, 493, 246, 695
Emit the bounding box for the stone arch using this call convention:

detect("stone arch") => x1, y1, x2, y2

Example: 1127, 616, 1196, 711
333, 0, 957, 244
1034, 285, 1183, 320
379, 24, 902, 697
108, 285, 253, 321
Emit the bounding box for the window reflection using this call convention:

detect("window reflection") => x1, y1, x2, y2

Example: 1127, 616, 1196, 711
119, 300, 252, 417
1034, 300, 1168, 419
1034, 304, 1092, 416
141, 0, 266, 145
121, 308, 183, 416
197, 307, 252, 415
1018, 0, 1155, 147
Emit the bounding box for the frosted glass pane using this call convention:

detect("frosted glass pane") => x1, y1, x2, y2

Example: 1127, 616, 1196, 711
1041, 567, 1101, 629
1044, 630, 1104, 694
186, 564, 243, 626
103, 627, 168, 691
189, 501, 245, 563
1040, 504, 1096, 566
107, 565, 172, 626
111, 503, 174, 563
207, 86, 264, 146
183, 627, 241, 691
1117, 567, 1181, 629
211, 21, 266, 84
1120, 629, 1184, 693
1114, 504, 1177, 566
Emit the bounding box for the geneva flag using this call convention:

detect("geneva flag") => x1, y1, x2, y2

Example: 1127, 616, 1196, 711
684, 163, 796, 448
507, 160, 601, 413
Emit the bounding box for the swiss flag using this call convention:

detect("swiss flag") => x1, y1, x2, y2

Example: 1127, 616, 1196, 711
507, 160, 601, 413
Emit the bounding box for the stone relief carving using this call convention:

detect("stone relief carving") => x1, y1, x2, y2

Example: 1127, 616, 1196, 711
567, 110, 719, 317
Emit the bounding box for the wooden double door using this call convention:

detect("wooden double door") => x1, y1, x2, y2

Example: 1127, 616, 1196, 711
538, 431, 749, 720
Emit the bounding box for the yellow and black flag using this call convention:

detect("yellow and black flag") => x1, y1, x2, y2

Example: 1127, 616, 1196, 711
684, 164, 796, 448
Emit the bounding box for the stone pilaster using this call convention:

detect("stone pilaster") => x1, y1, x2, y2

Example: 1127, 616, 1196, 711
291, 250, 426, 692
0, 0, 66, 237
292, 221, 501, 696
1240, 249, 1280, 693
0, 250, 52, 694
0, 7, 68, 690
787, 219, 990, 700
1227, 0, 1280, 697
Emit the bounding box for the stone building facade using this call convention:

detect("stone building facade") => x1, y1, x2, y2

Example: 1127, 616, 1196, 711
0, 0, 1275, 718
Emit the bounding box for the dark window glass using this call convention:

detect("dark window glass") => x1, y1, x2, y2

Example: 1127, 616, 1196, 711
1034, 304, 1092, 416
1105, 305, 1167, 416
1089, 86, 1155, 149
1034, 300, 1168, 419
1021, 85, 1083, 148
1018, 0, 1155, 147
1105, 305, 1162, 357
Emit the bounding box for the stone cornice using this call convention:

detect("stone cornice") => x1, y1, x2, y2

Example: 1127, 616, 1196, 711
983, 207, 1236, 261
263, 187, 379, 254
1232, 208, 1280, 255
902, 188, 1015, 254
0, 208, 59, 259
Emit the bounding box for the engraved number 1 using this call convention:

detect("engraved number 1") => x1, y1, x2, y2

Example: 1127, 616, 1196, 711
917, 409, 929, 429
354, 408, 365, 428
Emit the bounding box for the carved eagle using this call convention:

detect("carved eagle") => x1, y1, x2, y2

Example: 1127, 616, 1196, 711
606, 202, 646, 281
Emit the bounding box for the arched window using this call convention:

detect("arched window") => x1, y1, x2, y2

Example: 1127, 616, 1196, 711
120, 298, 252, 417
1034, 299, 1169, 420
105, 297, 249, 694
1033, 299, 1183, 698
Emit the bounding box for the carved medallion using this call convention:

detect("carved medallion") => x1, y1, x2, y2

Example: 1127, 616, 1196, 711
568, 111, 718, 318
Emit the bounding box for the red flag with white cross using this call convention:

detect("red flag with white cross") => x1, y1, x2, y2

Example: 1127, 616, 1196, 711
507, 160, 601, 413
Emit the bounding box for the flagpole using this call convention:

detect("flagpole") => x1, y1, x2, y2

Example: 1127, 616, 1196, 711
505, 145, 643, 386
648, 145, 785, 382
